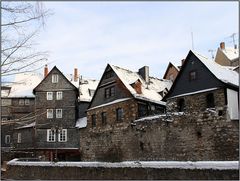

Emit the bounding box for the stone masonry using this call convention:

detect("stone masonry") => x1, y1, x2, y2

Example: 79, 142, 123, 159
79, 88, 239, 161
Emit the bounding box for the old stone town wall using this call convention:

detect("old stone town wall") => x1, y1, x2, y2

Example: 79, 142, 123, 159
79, 89, 239, 161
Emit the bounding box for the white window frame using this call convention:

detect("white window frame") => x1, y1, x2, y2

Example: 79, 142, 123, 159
56, 92, 63, 100
17, 133, 21, 143
47, 129, 56, 142
24, 99, 30, 105
47, 92, 53, 100
5, 135, 11, 144
47, 109, 53, 118
56, 109, 62, 118
52, 74, 58, 83
58, 129, 67, 142
19, 99, 24, 106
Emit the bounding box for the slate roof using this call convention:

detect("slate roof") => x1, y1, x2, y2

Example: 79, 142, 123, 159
110, 64, 172, 105
192, 51, 239, 87
4, 72, 43, 98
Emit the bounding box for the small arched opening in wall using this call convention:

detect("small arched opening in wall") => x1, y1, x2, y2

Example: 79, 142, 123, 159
177, 98, 185, 112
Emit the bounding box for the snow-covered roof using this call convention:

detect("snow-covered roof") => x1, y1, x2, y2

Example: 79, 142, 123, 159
219, 47, 239, 61
110, 65, 172, 105
7, 72, 43, 98
75, 117, 87, 129
15, 122, 36, 129
66, 74, 99, 102
192, 51, 239, 87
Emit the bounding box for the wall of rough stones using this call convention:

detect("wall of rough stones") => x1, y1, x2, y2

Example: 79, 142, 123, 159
80, 89, 239, 161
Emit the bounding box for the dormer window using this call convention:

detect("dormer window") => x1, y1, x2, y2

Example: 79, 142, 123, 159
189, 71, 197, 81
52, 74, 58, 83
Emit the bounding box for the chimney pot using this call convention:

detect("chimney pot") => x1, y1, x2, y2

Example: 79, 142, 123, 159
74, 68, 78, 82
220, 42, 225, 49
44, 64, 48, 78
138, 66, 149, 83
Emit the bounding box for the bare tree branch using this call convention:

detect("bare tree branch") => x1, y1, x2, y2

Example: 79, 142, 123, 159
1, 2, 53, 77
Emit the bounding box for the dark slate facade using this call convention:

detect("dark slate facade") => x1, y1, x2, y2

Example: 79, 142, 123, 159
32, 66, 80, 161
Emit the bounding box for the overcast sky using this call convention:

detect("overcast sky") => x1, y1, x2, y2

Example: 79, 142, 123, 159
35, 1, 238, 80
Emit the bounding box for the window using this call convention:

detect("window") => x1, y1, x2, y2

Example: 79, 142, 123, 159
52, 74, 58, 83
177, 98, 185, 112
47, 129, 56, 142
92, 114, 96, 128
169, 74, 174, 81
138, 103, 148, 118
47, 109, 53, 118
206, 93, 215, 108
5, 135, 10, 144
2, 118, 7, 121
58, 129, 67, 142
17, 133, 21, 143
101, 112, 107, 125
189, 71, 197, 81
56, 109, 62, 118
2, 99, 12, 106
47, 92, 53, 100
116, 108, 124, 121
19, 99, 24, 105
105, 86, 115, 98
25, 99, 30, 105
56, 92, 63, 100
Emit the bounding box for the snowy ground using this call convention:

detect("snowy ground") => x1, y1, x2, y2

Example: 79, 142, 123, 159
7, 159, 239, 170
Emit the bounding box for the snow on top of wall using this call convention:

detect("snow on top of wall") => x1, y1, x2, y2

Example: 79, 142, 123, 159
75, 117, 87, 129
169, 88, 219, 99
88, 98, 132, 111
110, 65, 172, 105
66, 74, 99, 102
8, 72, 43, 98
220, 47, 239, 61
7, 159, 238, 170
192, 51, 239, 86
15, 122, 36, 129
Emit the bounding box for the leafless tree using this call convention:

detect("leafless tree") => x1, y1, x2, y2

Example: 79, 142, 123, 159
1, 2, 52, 77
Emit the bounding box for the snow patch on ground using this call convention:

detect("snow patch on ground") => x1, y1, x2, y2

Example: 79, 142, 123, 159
7, 159, 238, 170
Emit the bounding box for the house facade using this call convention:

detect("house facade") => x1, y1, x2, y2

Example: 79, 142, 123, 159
166, 50, 239, 121
215, 42, 239, 67
163, 62, 180, 82
31, 66, 81, 161
86, 64, 172, 131
1, 72, 42, 151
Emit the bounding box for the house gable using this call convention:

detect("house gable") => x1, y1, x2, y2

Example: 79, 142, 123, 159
163, 62, 179, 81
88, 64, 133, 109
166, 51, 225, 99
33, 66, 78, 93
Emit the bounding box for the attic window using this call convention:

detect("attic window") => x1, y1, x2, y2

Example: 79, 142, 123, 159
189, 71, 197, 81
105, 86, 115, 99
52, 74, 58, 83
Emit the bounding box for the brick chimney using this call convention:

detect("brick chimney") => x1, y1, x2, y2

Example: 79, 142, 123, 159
220, 42, 225, 50
44, 64, 48, 78
74, 68, 78, 82
138, 66, 149, 83
133, 80, 142, 94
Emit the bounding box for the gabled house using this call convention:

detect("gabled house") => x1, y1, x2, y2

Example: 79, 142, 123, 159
215, 42, 239, 67
86, 64, 172, 129
163, 62, 180, 82
15, 66, 81, 161
1, 72, 42, 151
165, 50, 239, 120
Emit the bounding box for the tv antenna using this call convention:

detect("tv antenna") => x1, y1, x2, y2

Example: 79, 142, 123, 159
229, 33, 237, 48
191, 31, 194, 50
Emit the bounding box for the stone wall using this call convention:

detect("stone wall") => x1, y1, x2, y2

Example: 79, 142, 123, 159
80, 89, 239, 161
6, 163, 239, 180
